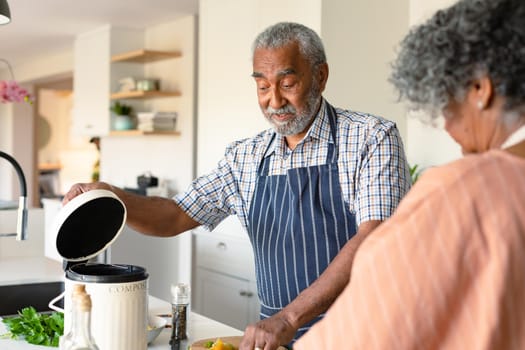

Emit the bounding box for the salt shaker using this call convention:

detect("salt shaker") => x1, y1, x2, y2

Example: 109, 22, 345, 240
169, 282, 190, 347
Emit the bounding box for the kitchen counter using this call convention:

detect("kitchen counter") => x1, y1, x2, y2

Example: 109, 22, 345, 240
0, 296, 242, 350
0, 257, 243, 349
0, 257, 63, 285
148, 296, 243, 349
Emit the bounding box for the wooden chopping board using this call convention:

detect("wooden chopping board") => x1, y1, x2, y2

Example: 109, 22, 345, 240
190, 336, 288, 350
190, 336, 242, 350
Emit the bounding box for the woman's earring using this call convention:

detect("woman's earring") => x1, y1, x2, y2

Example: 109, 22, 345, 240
477, 101, 484, 110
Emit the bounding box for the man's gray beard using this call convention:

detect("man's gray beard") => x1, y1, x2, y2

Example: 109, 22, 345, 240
264, 84, 322, 136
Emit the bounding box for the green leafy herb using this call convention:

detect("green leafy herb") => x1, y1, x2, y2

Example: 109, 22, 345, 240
1, 306, 64, 347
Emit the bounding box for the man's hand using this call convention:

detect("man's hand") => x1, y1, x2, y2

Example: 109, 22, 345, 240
239, 312, 296, 350
62, 182, 114, 205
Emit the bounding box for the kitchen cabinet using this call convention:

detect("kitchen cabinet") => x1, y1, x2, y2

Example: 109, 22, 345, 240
192, 229, 260, 330
72, 26, 143, 136
195, 268, 258, 331
72, 26, 112, 136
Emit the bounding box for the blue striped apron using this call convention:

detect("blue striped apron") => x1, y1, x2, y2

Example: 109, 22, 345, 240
247, 104, 357, 341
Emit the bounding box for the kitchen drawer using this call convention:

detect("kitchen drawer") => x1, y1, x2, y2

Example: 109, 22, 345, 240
194, 267, 259, 330
193, 230, 255, 281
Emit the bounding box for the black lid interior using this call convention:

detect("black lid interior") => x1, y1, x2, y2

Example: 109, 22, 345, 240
56, 196, 125, 260
66, 263, 148, 283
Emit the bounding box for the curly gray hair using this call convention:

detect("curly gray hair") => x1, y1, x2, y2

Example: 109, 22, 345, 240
252, 22, 326, 71
389, 0, 525, 121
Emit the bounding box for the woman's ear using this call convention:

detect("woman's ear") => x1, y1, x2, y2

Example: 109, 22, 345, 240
470, 76, 494, 110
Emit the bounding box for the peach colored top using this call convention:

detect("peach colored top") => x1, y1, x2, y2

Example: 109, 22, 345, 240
295, 150, 525, 350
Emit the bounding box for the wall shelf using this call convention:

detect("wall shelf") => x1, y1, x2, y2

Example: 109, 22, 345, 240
110, 90, 181, 100
110, 49, 182, 63
109, 130, 181, 136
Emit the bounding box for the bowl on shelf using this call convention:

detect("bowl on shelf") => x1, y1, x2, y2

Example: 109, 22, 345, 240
136, 79, 160, 92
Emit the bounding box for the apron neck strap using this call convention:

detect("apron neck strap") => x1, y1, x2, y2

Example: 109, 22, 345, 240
258, 101, 339, 175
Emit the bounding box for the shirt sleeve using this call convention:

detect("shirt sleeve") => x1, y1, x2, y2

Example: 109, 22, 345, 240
354, 122, 411, 225
173, 143, 243, 231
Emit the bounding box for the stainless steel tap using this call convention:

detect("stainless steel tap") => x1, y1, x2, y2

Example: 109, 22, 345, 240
0, 151, 28, 240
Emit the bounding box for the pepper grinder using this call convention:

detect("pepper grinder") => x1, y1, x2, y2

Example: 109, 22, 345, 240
170, 282, 190, 349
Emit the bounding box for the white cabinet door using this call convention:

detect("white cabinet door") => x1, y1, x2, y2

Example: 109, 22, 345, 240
194, 267, 259, 331
72, 26, 111, 136
72, 26, 143, 137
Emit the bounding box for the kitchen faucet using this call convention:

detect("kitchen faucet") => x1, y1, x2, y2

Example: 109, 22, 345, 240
0, 150, 28, 240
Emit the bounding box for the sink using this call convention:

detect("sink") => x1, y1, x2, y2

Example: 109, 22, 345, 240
0, 281, 64, 317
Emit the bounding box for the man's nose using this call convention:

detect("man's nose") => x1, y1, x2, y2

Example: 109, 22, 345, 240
269, 87, 286, 109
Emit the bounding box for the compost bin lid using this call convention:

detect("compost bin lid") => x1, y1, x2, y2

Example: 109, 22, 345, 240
54, 189, 126, 261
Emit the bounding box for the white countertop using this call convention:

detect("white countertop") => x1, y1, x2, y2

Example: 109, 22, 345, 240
1, 296, 242, 350
0, 257, 243, 349
0, 257, 63, 286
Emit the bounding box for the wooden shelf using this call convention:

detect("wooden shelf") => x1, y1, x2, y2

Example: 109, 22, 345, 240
111, 49, 182, 63
110, 90, 181, 100
109, 130, 181, 136
38, 163, 62, 172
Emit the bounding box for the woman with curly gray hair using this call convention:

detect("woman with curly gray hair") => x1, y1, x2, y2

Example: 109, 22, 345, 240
295, 0, 525, 349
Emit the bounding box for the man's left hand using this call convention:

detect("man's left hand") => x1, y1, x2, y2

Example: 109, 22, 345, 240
239, 312, 295, 350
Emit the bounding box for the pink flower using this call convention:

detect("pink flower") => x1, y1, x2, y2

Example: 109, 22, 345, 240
0, 80, 34, 104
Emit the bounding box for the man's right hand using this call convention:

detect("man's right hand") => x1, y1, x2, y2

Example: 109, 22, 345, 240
62, 182, 115, 205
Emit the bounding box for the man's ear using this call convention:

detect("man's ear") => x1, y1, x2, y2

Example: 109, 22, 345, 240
318, 63, 329, 92
470, 75, 494, 110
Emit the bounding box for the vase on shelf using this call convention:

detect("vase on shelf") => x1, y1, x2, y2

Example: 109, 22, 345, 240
113, 114, 135, 131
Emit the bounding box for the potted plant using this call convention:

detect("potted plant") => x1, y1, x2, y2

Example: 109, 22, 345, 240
409, 164, 423, 184
110, 101, 134, 130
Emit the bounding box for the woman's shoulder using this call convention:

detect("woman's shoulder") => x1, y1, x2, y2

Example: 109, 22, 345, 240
414, 150, 525, 196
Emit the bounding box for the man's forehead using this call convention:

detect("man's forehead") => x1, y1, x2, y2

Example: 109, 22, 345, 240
252, 45, 305, 78
252, 67, 297, 79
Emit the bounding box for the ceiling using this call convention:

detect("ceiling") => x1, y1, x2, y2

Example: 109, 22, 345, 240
0, 0, 199, 67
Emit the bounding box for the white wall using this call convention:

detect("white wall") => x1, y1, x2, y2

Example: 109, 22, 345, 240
406, 0, 461, 169
0, 104, 14, 200
322, 0, 409, 139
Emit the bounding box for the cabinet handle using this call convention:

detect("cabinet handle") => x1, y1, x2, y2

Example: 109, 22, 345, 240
216, 242, 227, 250
239, 290, 254, 297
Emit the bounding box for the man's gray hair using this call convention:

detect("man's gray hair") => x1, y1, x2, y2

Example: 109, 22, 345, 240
252, 22, 326, 69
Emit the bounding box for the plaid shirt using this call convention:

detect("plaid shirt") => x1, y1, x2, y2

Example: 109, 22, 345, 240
175, 99, 411, 231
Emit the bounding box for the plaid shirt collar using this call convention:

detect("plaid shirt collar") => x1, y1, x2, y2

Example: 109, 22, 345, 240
264, 98, 334, 159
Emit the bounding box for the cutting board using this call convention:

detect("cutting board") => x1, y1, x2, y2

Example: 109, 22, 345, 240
191, 336, 288, 350
190, 336, 242, 349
